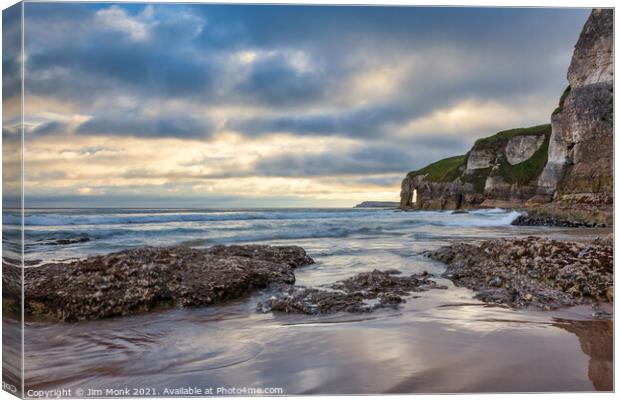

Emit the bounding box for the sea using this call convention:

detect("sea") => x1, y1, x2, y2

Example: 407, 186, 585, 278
2, 207, 613, 393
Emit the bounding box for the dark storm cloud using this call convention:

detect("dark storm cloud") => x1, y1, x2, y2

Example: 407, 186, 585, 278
26, 36, 217, 101
233, 54, 327, 106
191, 6, 586, 55
23, 5, 589, 98
228, 103, 413, 138
20, 3, 589, 155
254, 133, 473, 178
23, 3, 216, 104
252, 144, 450, 177
255, 145, 415, 177
2, 3, 22, 102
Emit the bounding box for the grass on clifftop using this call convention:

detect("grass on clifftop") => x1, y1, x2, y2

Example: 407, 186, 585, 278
473, 124, 551, 150
406, 124, 552, 189
492, 126, 552, 186
407, 155, 466, 182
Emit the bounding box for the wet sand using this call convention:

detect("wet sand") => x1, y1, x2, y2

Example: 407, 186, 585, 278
17, 250, 613, 394
17, 297, 612, 394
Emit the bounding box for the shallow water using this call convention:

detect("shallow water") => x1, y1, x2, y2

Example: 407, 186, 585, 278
4, 208, 614, 394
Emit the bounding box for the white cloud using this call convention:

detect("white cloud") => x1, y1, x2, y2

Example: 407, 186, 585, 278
395, 96, 553, 140
286, 50, 316, 74
78, 187, 105, 196
95, 5, 157, 42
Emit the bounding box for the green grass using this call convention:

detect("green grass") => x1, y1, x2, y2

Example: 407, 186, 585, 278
407, 154, 466, 183
461, 168, 491, 193
492, 129, 551, 186
406, 124, 551, 191
472, 124, 551, 150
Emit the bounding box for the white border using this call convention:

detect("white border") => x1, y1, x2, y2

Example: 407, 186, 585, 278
0, 2, 616, 400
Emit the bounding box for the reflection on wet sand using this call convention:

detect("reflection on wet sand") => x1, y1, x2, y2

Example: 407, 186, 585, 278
21, 293, 612, 394
553, 318, 613, 391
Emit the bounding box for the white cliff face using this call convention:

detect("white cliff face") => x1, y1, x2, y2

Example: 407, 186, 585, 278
567, 9, 613, 88
537, 8, 613, 203
400, 9, 611, 219
465, 149, 494, 170
536, 115, 568, 194
505, 135, 545, 165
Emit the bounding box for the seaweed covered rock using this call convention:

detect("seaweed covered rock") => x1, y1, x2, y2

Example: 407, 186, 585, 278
427, 236, 613, 311
206, 244, 314, 268
5, 245, 314, 321
259, 269, 447, 314
510, 213, 608, 228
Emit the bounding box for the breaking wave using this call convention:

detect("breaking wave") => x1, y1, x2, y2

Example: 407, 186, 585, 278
12, 208, 522, 262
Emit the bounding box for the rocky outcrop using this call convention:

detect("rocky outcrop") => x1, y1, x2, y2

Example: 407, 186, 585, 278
466, 149, 494, 170
400, 125, 550, 210
511, 212, 607, 228
400, 173, 481, 210
400, 9, 613, 224
427, 236, 613, 312
505, 134, 546, 165
258, 269, 447, 314
535, 9, 613, 222
3, 245, 314, 321
568, 9, 613, 87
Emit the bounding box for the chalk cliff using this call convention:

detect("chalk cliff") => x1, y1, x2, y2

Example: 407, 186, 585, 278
400, 8, 613, 224
400, 125, 551, 210
536, 9, 613, 221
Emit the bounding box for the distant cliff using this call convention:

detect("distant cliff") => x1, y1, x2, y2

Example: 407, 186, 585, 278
400, 124, 551, 210
400, 9, 613, 224
355, 201, 400, 208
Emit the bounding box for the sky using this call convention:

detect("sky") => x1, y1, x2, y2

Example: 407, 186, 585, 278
3, 3, 590, 208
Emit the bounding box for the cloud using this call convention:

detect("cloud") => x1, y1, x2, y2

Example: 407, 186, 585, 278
17, 4, 591, 206
228, 102, 412, 138
351, 175, 405, 187
24, 4, 216, 106
29, 121, 68, 136
232, 50, 327, 107
77, 187, 105, 196
2, 3, 23, 102
2, 126, 20, 138
76, 115, 214, 139
58, 146, 117, 159
23, 4, 587, 114
254, 144, 415, 177
94, 5, 156, 42
4, 121, 69, 138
